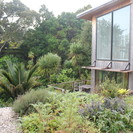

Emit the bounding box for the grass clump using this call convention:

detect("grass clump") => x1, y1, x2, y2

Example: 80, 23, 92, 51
13, 89, 49, 116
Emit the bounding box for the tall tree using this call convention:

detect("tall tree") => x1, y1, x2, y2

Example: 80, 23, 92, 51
58, 12, 83, 42
0, 0, 40, 53
39, 4, 54, 21
80, 21, 92, 65
76, 4, 92, 14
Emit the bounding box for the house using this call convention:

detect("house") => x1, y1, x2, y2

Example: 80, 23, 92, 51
77, 0, 133, 91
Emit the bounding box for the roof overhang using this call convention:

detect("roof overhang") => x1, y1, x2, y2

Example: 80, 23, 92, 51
77, 0, 131, 20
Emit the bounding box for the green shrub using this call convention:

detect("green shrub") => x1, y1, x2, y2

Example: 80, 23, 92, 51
64, 60, 73, 69
21, 92, 101, 133
96, 109, 133, 133
21, 113, 44, 133
124, 95, 133, 110
13, 89, 49, 116
80, 98, 133, 133
37, 53, 61, 77
50, 68, 74, 84
98, 78, 122, 98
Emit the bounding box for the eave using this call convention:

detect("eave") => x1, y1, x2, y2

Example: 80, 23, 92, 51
77, 0, 131, 21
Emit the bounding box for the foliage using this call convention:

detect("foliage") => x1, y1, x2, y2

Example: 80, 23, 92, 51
98, 78, 122, 98
20, 92, 100, 133
21, 11, 85, 63
13, 89, 49, 116
64, 60, 73, 69
80, 98, 133, 133
27, 51, 35, 69
118, 89, 129, 97
80, 21, 92, 66
0, 55, 20, 69
96, 109, 133, 133
21, 113, 44, 133
37, 53, 61, 84
0, 0, 40, 56
0, 98, 12, 107
0, 0, 92, 84
76, 4, 92, 14
20, 91, 133, 133
0, 61, 37, 100
124, 96, 133, 110
50, 68, 74, 84
39, 4, 54, 20
80, 98, 127, 118
69, 42, 91, 78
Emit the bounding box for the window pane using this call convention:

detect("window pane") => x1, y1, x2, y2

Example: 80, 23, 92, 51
96, 71, 128, 89
112, 6, 130, 61
97, 13, 112, 60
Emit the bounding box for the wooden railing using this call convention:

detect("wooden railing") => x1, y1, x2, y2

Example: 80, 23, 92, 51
48, 80, 91, 92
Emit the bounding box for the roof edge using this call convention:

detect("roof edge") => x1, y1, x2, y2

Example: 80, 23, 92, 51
77, 0, 130, 20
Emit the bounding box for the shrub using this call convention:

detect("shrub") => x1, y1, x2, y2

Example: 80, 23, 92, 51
98, 78, 122, 98
64, 60, 73, 69
13, 89, 49, 116
124, 95, 133, 110
37, 53, 61, 77
118, 89, 129, 97
21, 92, 100, 133
21, 113, 44, 133
80, 98, 133, 133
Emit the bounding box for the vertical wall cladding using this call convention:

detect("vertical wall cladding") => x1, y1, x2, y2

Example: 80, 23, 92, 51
129, 0, 133, 91
91, 17, 96, 90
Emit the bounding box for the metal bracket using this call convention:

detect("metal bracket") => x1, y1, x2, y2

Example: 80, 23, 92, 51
106, 62, 112, 69
124, 63, 130, 71
90, 61, 96, 67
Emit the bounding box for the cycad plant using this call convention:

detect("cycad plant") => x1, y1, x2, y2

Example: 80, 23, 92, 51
0, 61, 37, 100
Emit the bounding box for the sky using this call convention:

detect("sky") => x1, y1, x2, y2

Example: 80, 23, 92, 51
5, 0, 110, 16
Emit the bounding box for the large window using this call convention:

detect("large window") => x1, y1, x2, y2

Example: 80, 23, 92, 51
97, 6, 130, 61
97, 13, 112, 60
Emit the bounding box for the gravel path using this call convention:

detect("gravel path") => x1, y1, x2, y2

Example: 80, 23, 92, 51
0, 107, 21, 133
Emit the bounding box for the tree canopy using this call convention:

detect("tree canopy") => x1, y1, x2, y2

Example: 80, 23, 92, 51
0, 0, 92, 82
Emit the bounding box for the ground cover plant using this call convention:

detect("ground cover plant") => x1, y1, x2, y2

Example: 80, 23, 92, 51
80, 98, 133, 133
15, 92, 101, 133
13, 85, 133, 133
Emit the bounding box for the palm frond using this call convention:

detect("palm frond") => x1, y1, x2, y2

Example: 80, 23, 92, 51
0, 61, 37, 99
6, 60, 16, 77
0, 82, 14, 99
1, 71, 15, 85
27, 65, 38, 82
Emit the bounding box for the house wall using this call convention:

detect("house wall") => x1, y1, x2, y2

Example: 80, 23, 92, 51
91, 0, 133, 90
129, 0, 133, 91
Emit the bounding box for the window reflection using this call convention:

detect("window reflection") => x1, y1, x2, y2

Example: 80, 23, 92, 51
97, 13, 111, 60
113, 6, 130, 61
96, 6, 130, 61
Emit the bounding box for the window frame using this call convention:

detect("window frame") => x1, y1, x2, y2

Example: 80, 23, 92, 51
96, 5, 131, 62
